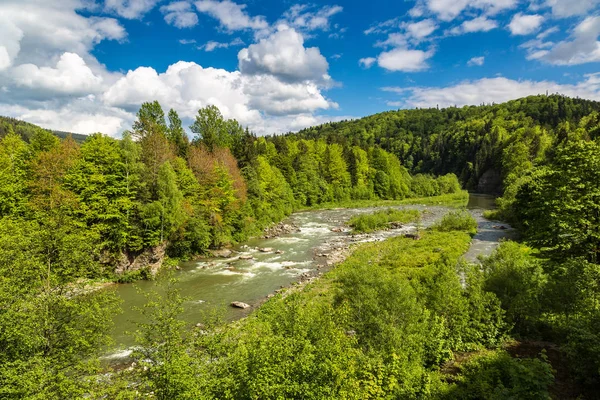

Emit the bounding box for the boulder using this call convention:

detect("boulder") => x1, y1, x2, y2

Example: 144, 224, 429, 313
230, 301, 251, 309
112, 242, 168, 276
210, 249, 233, 258
258, 247, 274, 253
239, 255, 254, 260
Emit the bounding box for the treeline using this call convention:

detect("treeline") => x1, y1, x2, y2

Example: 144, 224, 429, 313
283, 94, 600, 394
290, 95, 600, 192
0, 102, 460, 279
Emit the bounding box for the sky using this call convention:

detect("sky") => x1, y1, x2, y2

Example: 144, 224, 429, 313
0, 0, 600, 137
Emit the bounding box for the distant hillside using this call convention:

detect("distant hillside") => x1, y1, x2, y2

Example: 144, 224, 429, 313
0, 116, 87, 143
282, 94, 600, 192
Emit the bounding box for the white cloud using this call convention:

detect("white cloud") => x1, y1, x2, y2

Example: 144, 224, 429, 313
532, 16, 600, 65
238, 26, 330, 84
194, 0, 268, 31
543, 0, 600, 18
467, 56, 485, 66
405, 19, 438, 39
377, 48, 434, 72
11, 52, 103, 96
0, 0, 340, 137
509, 14, 544, 36
200, 37, 244, 51
179, 39, 197, 44
359, 57, 377, 68
281, 4, 343, 32
101, 60, 337, 133
104, 0, 162, 19
0, 98, 134, 136
383, 74, 600, 108
0, 1, 126, 70
161, 1, 199, 28
448, 16, 498, 35
242, 74, 335, 116
419, 0, 518, 21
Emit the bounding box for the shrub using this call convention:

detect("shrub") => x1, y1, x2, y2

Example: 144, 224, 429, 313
445, 350, 554, 400
432, 210, 477, 235
348, 208, 420, 233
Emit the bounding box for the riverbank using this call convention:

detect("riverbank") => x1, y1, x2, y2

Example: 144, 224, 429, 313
105, 194, 505, 356
106, 203, 553, 399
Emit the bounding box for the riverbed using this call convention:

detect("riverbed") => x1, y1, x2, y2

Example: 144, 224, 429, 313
104, 194, 511, 360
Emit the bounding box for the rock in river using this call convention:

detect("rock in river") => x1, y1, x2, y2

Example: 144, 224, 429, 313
238, 255, 254, 260
231, 301, 251, 309
258, 247, 274, 253
210, 249, 233, 258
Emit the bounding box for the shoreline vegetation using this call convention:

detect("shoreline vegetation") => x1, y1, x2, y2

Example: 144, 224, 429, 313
98, 211, 559, 399
2, 94, 600, 398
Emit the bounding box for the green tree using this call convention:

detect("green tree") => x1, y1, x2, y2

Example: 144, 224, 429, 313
167, 109, 190, 158
190, 105, 228, 151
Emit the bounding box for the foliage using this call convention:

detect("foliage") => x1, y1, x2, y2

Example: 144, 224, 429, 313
432, 210, 478, 235
348, 208, 420, 233
513, 139, 600, 263
443, 350, 554, 400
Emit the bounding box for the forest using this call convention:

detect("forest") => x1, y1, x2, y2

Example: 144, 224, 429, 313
0, 94, 599, 398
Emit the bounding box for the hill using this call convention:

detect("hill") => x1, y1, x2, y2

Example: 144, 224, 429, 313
283, 95, 600, 193
0, 116, 87, 143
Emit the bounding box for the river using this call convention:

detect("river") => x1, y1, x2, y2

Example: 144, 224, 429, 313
104, 194, 510, 360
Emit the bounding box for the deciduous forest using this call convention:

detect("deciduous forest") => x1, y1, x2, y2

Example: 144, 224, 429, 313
0, 94, 599, 399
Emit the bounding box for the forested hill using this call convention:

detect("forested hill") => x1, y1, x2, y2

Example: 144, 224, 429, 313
286, 95, 600, 192
0, 116, 87, 143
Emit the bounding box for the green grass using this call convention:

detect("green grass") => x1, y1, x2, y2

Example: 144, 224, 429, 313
348, 208, 421, 233
297, 190, 469, 211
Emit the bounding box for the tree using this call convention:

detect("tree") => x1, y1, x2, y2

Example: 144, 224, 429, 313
167, 109, 189, 158
514, 139, 600, 263
132, 101, 168, 140
190, 105, 228, 151
157, 162, 185, 243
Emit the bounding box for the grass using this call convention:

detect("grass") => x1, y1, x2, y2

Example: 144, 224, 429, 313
298, 191, 469, 211
347, 208, 421, 233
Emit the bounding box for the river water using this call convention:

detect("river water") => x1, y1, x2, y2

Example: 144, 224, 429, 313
105, 194, 508, 359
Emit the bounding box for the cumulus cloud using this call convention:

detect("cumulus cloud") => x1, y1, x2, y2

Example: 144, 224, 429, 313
383, 74, 600, 108
161, 1, 199, 28
238, 26, 330, 84
0, 0, 340, 136
102, 61, 337, 132
529, 16, 600, 65
377, 48, 434, 72
509, 14, 544, 36
11, 52, 103, 96
194, 0, 268, 31
0, 100, 133, 136
467, 56, 485, 66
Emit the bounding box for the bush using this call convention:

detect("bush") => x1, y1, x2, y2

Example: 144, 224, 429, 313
444, 350, 554, 400
432, 210, 477, 235
348, 208, 420, 233
411, 174, 440, 197
482, 242, 547, 336
437, 173, 462, 195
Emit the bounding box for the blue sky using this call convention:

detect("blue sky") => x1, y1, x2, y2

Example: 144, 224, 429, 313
0, 0, 599, 136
